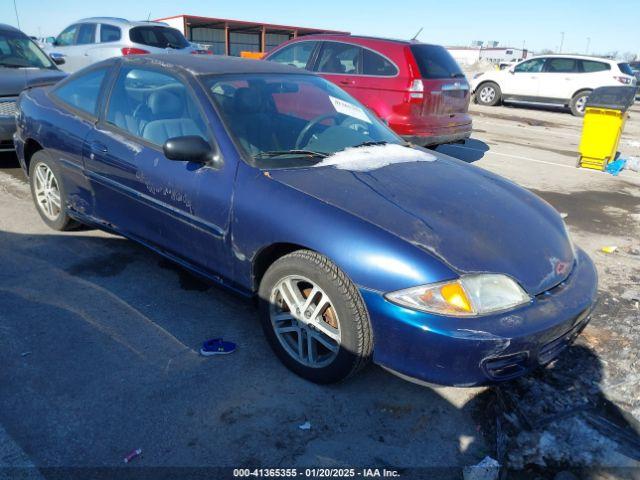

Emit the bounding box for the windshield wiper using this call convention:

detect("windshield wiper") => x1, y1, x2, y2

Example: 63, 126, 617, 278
351, 141, 389, 149
0, 64, 29, 69
254, 149, 328, 159
351, 140, 414, 149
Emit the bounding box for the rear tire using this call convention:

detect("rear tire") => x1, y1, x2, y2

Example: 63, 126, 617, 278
475, 82, 501, 106
258, 250, 373, 384
29, 150, 80, 231
570, 90, 591, 116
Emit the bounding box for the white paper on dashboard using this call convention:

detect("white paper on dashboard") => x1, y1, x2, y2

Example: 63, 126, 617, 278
329, 96, 372, 123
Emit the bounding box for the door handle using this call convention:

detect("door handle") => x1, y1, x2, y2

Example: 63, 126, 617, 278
88, 141, 108, 160
339, 80, 354, 85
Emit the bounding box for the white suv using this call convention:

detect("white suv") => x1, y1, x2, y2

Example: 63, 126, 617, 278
46, 17, 198, 73
471, 55, 637, 116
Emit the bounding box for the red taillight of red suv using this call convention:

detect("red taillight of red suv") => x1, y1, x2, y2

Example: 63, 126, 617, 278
407, 79, 425, 102
121, 47, 150, 56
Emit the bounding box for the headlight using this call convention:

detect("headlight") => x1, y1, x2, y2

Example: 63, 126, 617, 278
385, 274, 531, 317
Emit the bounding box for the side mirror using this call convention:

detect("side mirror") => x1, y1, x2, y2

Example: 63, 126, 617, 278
163, 135, 219, 164
50, 53, 65, 65
508, 67, 515, 74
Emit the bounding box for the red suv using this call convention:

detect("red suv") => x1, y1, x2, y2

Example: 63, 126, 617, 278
264, 34, 472, 146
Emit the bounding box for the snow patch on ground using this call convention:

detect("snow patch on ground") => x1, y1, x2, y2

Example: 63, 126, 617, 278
315, 144, 436, 172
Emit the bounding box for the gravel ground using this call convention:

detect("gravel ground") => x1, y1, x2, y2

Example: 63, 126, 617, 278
1, 100, 639, 479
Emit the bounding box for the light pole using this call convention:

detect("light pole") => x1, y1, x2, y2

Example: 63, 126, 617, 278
559, 32, 565, 53
586, 37, 591, 55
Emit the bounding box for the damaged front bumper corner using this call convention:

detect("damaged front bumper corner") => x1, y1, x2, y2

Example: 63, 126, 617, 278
360, 247, 598, 387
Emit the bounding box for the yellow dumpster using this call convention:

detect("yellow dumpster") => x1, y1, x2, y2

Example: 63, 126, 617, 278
578, 86, 637, 171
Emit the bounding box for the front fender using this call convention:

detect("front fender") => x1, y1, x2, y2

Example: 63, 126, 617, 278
230, 162, 457, 293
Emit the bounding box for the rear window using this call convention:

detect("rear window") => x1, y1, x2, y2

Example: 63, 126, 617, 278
618, 63, 634, 76
129, 26, 189, 49
410, 44, 464, 79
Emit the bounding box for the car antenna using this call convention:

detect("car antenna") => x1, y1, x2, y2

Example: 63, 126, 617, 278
13, 0, 29, 85
411, 27, 423, 41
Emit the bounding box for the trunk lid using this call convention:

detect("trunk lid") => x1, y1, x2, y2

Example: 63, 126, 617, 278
409, 44, 471, 120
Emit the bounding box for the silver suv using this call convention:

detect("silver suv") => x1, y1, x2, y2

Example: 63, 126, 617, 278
46, 17, 197, 73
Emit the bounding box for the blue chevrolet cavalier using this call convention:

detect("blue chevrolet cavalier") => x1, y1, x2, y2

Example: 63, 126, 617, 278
15, 55, 598, 386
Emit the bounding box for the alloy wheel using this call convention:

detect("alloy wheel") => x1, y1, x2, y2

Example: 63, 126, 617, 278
575, 95, 588, 114
33, 163, 62, 221
479, 86, 496, 103
269, 275, 341, 368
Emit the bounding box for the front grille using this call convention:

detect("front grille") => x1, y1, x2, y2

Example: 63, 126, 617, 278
0, 99, 17, 117
482, 352, 529, 381
538, 309, 590, 364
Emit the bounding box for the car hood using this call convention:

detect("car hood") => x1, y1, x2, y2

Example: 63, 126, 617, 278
0, 68, 66, 97
268, 154, 574, 295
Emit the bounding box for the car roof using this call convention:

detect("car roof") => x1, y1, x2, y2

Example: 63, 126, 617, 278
118, 54, 313, 76
75, 17, 169, 28
529, 54, 617, 63
284, 33, 443, 49
0, 24, 26, 35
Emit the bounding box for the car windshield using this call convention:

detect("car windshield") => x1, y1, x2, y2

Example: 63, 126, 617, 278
129, 26, 190, 49
0, 31, 54, 69
204, 73, 402, 168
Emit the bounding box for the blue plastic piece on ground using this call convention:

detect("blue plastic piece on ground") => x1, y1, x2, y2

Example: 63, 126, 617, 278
606, 158, 627, 176
200, 338, 236, 356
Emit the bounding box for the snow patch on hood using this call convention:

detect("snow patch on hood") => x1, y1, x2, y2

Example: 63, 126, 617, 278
315, 144, 436, 172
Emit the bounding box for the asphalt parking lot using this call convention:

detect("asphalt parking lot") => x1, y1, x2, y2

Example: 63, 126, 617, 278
1, 102, 640, 479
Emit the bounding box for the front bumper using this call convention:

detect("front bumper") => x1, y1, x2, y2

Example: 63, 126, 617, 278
403, 131, 471, 147
0, 116, 16, 151
361, 248, 598, 387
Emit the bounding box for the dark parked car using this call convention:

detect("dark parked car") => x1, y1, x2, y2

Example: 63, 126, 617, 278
15, 55, 597, 386
264, 34, 472, 147
0, 24, 66, 152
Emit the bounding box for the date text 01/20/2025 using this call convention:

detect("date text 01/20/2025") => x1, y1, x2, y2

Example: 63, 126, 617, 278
233, 468, 401, 477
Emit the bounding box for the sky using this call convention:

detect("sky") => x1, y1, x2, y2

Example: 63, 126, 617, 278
2, 0, 639, 56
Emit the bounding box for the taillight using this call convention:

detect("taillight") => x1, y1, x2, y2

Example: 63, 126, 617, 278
408, 79, 424, 100
614, 75, 632, 85
121, 47, 150, 56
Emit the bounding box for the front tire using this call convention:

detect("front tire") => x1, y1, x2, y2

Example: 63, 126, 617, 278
475, 81, 501, 106
29, 150, 79, 231
570, 90, 591, 116
258, 250, 373, 384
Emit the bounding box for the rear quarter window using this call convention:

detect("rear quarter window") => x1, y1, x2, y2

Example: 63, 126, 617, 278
100, 24, 121, 43
581, 60, 610, 72
409, 44, 464, 79
53, 68, 107, 116
362, 49, 397, 76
